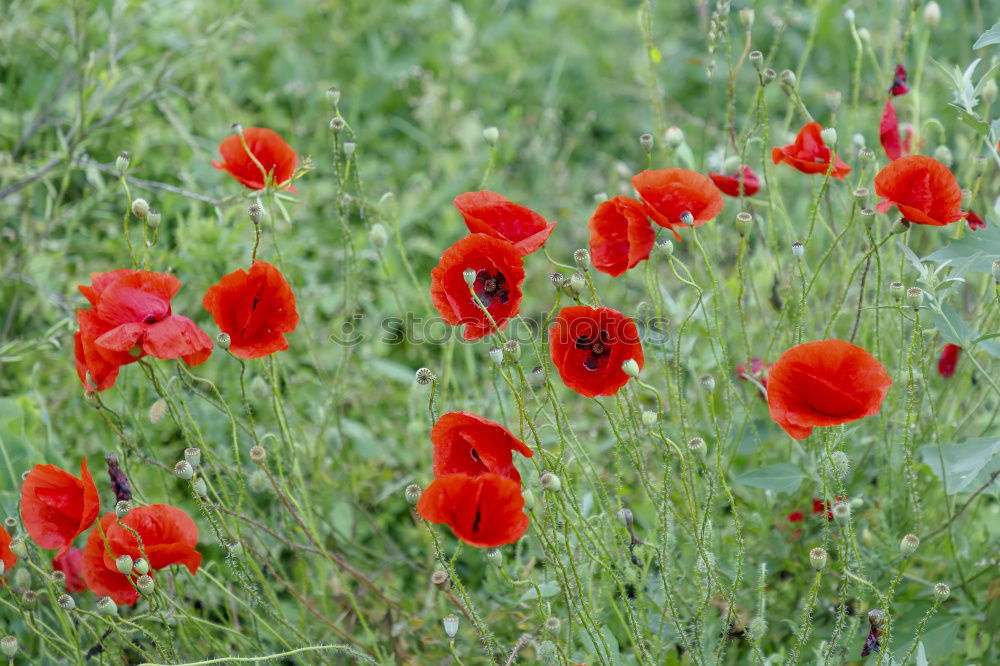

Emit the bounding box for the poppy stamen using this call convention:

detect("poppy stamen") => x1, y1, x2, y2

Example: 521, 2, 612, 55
473, 269, 510, 308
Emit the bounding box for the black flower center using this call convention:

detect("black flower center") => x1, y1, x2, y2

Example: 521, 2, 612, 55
474, 270, 510, 309
470, 448, 480, 462
575, 332, 612, 371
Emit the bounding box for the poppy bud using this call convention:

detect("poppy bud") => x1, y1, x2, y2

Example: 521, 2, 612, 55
616, 508, 634, 529
84, 389, 99, 407
749, 50, 763, 70
735, 211, 752, 236
115, 152, 131, 175
900, 533, 920, 556
503, 340, 520, 361
859, 147, 876, 163
761, 68, 776, 85
174, 460, 194, 480
343, 142, 356, 159
131, 198, 150, 219
852, 133, 866, 148
1, 636, 17, 658
655, 239, 674, 256
540, 472, 561, 492
134, 558, 150, 575
136, 574, 154, 595
680, 211, 695, 227
891, 218, 910, 235
192, 477, 208, 498
857, 27, 871, 44
326, 86, 341, 107
827, 451, 850, 480
522, 488, 536, 510
544, 617, 561, 633
700, 373, 715, 393
58, 594, 75, 611
739, 8, 754, 28
443, 614, 460, 639
329, 117, 346, 133
368, 223, 388, 249
992, 259, 1000, 283
12, 568, 30, 592
889, 281, 905, 302
820, 128, 837, 147
568, 272, 586, 294
249, 469, 268, 493
115, 555, 134, 574
641, 409, 657, 426
146, 398, 167, 425
851, 188, 869, 206
431, 570, 450, 590
779, 69, 796, 89
249, 445, 267, 464
973, 155, 988, 175
415, 367, 436, 385
404, 484, 421, 506
824, 90, 842, 114
832, 500, 850, 522
231, 123, 244, 137
809, 547, 828, 570
933, 582, 950, 602
983, 79, 998, 104
144, 209, 159, 231
483, 126, 500, 146
960, 188, 972, 209
748, 617, 767, 641
664, 126, 685, 148
462, 267, 477, 288
933, 145, 953, 167
485, 548, 502, 567
247, 203, 265, 225
687, 437, 707, 458
573, 248, 591, 269
216, 332, 231, 350
488, 346, 504, 364
115, 499, 131, 518
843, 8, 855, 23
96, 596, 118, 616
622, 359, 640, 378
905, 287, 924, 309
639, 133, 654, 154
923, 1, 940, 28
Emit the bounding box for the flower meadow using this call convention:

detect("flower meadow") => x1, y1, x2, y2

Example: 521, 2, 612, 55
1, 0, 999, 664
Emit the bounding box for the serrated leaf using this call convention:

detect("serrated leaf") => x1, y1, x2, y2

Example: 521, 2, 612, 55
973, 22, 1000, 49
733, 463, 804, 494
919, 437, 1000, 493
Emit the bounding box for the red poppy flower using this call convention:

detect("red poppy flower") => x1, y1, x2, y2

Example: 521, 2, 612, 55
771, 122, 852, 181
630, 169, 724, 239
937, 344, 962, 378
812, 498, 839, 520
212, 127, 298, 191
417, 473, 529, 548
588, 196, 656, 277
0, 526, 15, 574
889, 64, 909, 96
549, 306, 644, 398
20, 458, 100, 558
202, 261, 298, 359
767, 339, 891, 440
966, 210, 985, 231
54, 548, 87, 593
880, 99, 905, 161
430, 234, 525, 340
787, 511, 804, 523
708, 165, 761, 197
453, 191, 556, 256
75, 270, 213, 391
82, 505, 201, 606
432, 411, 533, 483
874, 156, 965, 226
736, 357, 772, 400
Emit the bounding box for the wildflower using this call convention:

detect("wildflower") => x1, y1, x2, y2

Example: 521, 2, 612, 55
880, 99, 907, 161
889, 64, 909, 96
630, 169, 724, 239
431, 411, 533, 483
75, 270, 213, 391
787, 511, 805, 523
202, 261, 299, 359
767, 339, 891, 439
417, 473, 529, 548
549, 306, 644, 398
53, 548, 87, 593
937, 344, 962, 378
874, 156, 965, 226
430, 234, 525, 340
735, 357, 771, 400
772, 121, 851, 181
709, 165, 761, 198
966, 210, 985, 231
20, 459, 100, 558
0, 526, 16, 574
212, 127, 298, 191
452, 191, 555, 256
82, 504, 201, 606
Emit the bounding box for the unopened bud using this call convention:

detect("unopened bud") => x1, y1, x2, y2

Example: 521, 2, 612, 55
485, 548, 502, 566
641, 409, 657, 426
616, 508, 634, 529
216, 332, 231, 350
905, 287, 924, 309
843, 8, 855, 23
983, 79, 998, 105
933, 582, 950, 602
368, 223, 388, 249
482, 126, 500, 146
415, 367, 436, 385
655, 239, 674, 256
431, 570, 450, 590
136, 574, 154, 595
748, 617, 767, 641
923, 1, 940, 28
192, 477, 208, 498
832, 500, 851, 522
900, 533, 920, 556
621, 359, 640, 378
664, 126, 685, 148
12, 568, 30, 591
247, 203, 265, 225
540, 472, 561, 492
58, 594, 76, 610
639, 133, 654, 154
326, 86, 341, 107
249, 445, 266, 464
739, 8, 754, 28
443, 614, 460, 639
404, 484, 421, 506
521, 488, 535, 511
700, 373, 716, 393
174, 460, 194, 480
573, 248, 591, 269
735, 211, 752, 236
852, 133, 866, 148
343, 142, 356, 159
857, 27, 871, 43
809, 547, 828, 570
463, 267, 477, 288
131, 198, 150, 218
134, 558, 150, 576
115, 152, 131, 175
749, 50, 763, 70
933, 145, 953, 167
97, 596, 118, 616
249, 469, 268, 493
1, 636, 18, 658
827, 451, 850, 480
116, 555, 134, 574
115, 499, 131, 518
825, 90, 842, 114
568, 272, 586, 293
820, 127, 837, 147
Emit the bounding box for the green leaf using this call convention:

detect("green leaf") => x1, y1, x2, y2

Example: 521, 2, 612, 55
973, 22, 1000, 49
518, 580, 560, 602
733, 463, 804, 494
915, 642, 927, 666
928, 303, 1000, 358
924, 223, 1000, 274
919, 437, 1000, 493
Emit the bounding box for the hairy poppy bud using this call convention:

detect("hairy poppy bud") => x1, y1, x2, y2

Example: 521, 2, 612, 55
1, 636, 18, 658
779, 69, 796, 89
115, 499, 131, 518
827, 451, 850, 480
933, 582, 950, 602
616, 508, 634, 529
174, 460, 194, 480
641, 409, 657, 426
622, 359, 640, 378
404, 484, 421, 506
843, 8, 855, 23
368, 223, 388, 249
216, 332, 231, 350
761, 68, 776, 85
664, 126, 685, 148
748, 617, 767, 641
655, 239, 674, 256
443, 614, 460, 639
326, 86, 341, 107
136, 574, 154, 595
97, 596, 118, 616
889, 281, 905, 303
431, 570, 450, 590
852, 133, 866, 148
749, 50, 763, 70
522, 488, 535, 510
832, 500, 851, 522
249, 445, 266, 464
639, 133, 654, 154
12, 568, 30, 591
809, 547, 828, 570
249, 469, 268, 493
131, 198, 150, 218
134, 558, 150, 576
923, 1, 940, 28
679, 211, 695, 227
900, 533, 920, 556
905, 287, 924, 309
857, 27, 871, 43
115, 152, 131, 175
544, 617, 561, 633
192, 477, 208, 498
343, 142, 356, 159
739, 8, 754, 28
933, 145, 953, 167
483, 126, 500, 146
485, 548, 502, 567
687, 437, 707, 458
820, 127, 837, 147
825, 90, 842, 114
735, 211, 752, 236
148, 398, 167, 424
58, 594, 75, 611
700, 373, 715, 393
983, 79, 998, 105
568, 272, 586, 294
115, 555, 134, 574
415, 367, 436, 385
540, 472, 561, 492
329, 116, 346, 133
573, 248, 591, 269
184, 447, 201, 469
462, 267, 477, 288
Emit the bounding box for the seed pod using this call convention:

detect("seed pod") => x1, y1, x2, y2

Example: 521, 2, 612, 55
415, 368, 436, 385
58, 594, 76, 611
639, 133, 654, 154
174, 460, 194, 480
809, 547, 828, 570
97, 596, 118, 616
116, 555, 134, 574
404, 484, 421, 506
900, 533, 920, 556
933, 582, 950, 602
443, 614, 460, 639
